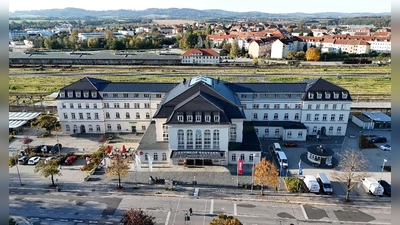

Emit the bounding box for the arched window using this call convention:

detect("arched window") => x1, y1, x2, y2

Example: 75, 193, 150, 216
116, 112, 120, 119
204, 130, 211, 149
73, 125, 78, 132
105, 112, 110, 119
88, 125, 93, 132
275, 129, 280, 136
287, 131, 292, 138
178, 129, 184, 149
154, 153, 158, 161
107, 124, 111, 131
96, 125, 101, 131
329, 126, 334, 133
136, 112, 140, 119
145, 153, 148, 160
265, 128, 269, 135
126, 112, 130, 119
195, 130, 202, 149
337, 126, 342, 133
66, 125, 70, 132
186, 130, 193, 149
162, 153, 167, 161
255, 128, 259, 135
117, 124, 121, 131
249, 153, 254, 162
213, 130, 220, 149
274, 113, 278, 120
294, 113, 299, 120
298, 131, 303, 138
240, 154, 245, 161
232, 153, 236, 162
313, 126, 318, 133
146, 112, 150, 119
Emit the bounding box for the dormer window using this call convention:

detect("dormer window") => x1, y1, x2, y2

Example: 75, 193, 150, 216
205, 114, 211, 122
75, 91, 81, 98
325, 92, 331, 99
83, 91, 89, 98
316, 92, 322, 99
342, 92, 348, 98
60, 92, 65, 98
308, 92, 314, 99
187, 114, 193, 122
92, 92, 97, 98
103, 93, 108, 98
333, 92, 339, 99
195, 112, 202, 122
177, 113, 184, 122
214, 115, 220, 122
68, 91, 73, 98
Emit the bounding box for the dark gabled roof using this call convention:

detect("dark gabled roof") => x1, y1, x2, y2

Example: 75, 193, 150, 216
225, 83, 307, 93
102, 82, 178, 92
61, 77, 109, 91
137, 121, 169, 151
302, 78, 352, 101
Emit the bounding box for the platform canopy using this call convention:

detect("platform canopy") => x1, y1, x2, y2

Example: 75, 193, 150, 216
9, 120, 28, 129
9, 112, 41, 129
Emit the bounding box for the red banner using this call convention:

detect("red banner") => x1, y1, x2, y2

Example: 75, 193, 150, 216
237, 158, 243, 175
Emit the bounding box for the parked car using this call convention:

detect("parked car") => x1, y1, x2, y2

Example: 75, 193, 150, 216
33, 145, 43, 153
45, 156, 57, 164
56, 155, 67, 165
380, 144, 391, 151
378, 180, 391, 196
18, 156, 29, 165
284, 141, 298, 147
65, 156, 77, 165
50, 143, 62, 154
27, 156, 41, 165
368, 136, 387, 143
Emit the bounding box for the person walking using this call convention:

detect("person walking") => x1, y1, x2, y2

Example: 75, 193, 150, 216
189, 208, 193, 216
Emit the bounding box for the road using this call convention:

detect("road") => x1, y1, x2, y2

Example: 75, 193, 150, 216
9, 187, 391, 225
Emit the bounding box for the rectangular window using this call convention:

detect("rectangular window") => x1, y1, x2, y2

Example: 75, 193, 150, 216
331, 114, 336, 121
253, 104, 259, 109
93, 103, 97, 109
104, 103, 109, 108
205, 114, 211, 122
142, 126, 146, 131
333, 104, 337, 110
324, 104, 328, 109
322, 114, 327, 121
86, 103, 90, 109
284, 113, 289, 120
275, 94, 280, 98
339, 114, 344, 121
341, 104, 346, 109
114, 103, 120, 108
144, 103, 150, 108
156, 94, 162, 98
286, 94, 291, 98
95, 113, 99, 119
265, 94, 270, 98
308, 104, 312, 109
214, 115, 219, 122
296, 94, 302, 98
314, 114, 319, 121
241, 94, 247, 98
77, 103, 82, 109
70, 103, 74, 108
124, 103, 130, 108
295, 104, 301, 109
134, 103, 140, 108
264, 104, 269, 109
144, 94, 150, 98
243, 104, 247, 109
113, 93, 118, 98
123, 93, 129, 98
79, 113, 83, 120
274, 104, 280, 109
63, 113, 68, 119
253, 113, 258, 119
84, 92, 89, 98
92, 92, 97, 98
62, 103, 66, 108
71, 113, 76, 119
306, 114, 311, 121
103, 93, 108, 98
284, 104, 290, 109
76, 92, 81, 97
196, 112, 202, 122
263, 113, 268, 120
134, 93, 139, 98
178, 114, 184, 122
87, 113, 91, 119
274, 113, 278, 120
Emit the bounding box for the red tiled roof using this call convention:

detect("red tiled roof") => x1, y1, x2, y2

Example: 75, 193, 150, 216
182, 48, 219, 57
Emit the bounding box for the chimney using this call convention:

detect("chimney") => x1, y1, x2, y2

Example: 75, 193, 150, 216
183, 78, 186, 84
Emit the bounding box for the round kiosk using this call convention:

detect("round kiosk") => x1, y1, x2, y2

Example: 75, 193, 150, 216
306, 145, 334, 167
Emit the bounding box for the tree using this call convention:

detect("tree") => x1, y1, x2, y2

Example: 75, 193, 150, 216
106, 151, 129, 188
209, 214, 242, 225
286, 51, 296, 60
295, 51, 306, 61
252, 57, 259, 66
120, 208, 155, 225
31, 115, 58, 135
306, 47, 321, 61
205, 36, 211, 48
229, 40, 239, 58
34, 160, 61, 186
253, 158, 279, 196
332, 149, 369, 202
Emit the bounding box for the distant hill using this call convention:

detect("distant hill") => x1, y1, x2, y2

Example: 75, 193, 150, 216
9, 7, 391, 19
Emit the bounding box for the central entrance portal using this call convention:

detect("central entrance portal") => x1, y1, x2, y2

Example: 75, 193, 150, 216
186, 159, 213, 166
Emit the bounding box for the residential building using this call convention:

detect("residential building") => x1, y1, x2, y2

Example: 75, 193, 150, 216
181, 48, 220, 64
56, 76, 352, 166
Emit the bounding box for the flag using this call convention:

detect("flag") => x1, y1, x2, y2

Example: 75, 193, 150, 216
107, 145, 111, 154
122, 145, 126, 153
148, 155, 153, 172
299, 159, 303, 176
135, 155, 141, 171
237, 158, 243, 175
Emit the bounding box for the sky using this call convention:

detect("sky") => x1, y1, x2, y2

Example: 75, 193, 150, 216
9, 0, 391, 13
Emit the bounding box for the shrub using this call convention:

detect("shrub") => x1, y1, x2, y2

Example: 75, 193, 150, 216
284, 177, 306, 193
9, 156, 18, 167
9, 135, 14, 142
22, 136, 33, 144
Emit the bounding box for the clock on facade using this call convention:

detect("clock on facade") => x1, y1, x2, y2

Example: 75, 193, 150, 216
196, 129, 201, 136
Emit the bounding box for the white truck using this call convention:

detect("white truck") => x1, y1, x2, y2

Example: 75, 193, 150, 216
362, 177, 384, 196
303, 175, 320, 193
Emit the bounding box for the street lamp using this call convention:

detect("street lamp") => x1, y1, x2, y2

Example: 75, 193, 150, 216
13, 153, 23, 186
379, 159, 387, 184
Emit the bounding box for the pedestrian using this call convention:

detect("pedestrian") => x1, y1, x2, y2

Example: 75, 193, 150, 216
189, 207, 192, 216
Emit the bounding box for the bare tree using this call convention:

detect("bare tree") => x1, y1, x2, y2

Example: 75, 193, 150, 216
120, 208, 155, 225
253, 157, 279, 196
106, 151, 129, 188
332, 149, 369, 202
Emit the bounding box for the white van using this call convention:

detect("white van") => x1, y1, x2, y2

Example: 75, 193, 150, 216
303, 175, 320, 193
316, 173, 333, 194
362, 177, 384, 196
272, 143, 282, 154
276, 151, 288, 168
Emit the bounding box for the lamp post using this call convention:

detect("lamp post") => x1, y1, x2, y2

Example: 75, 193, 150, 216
13, 153, 23, 186
379, 159, 387, 184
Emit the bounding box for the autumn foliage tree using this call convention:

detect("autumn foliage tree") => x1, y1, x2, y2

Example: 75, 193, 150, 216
106, 151, 129, 188
306, 47, 321, 61
209, 214, 242, 225
34, 160, 61, 186
254, 157, 279, 196
31, 115, 58, 135
98, 134, 107, 146
120, 208, 155, 225
332, 149, 369, 202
